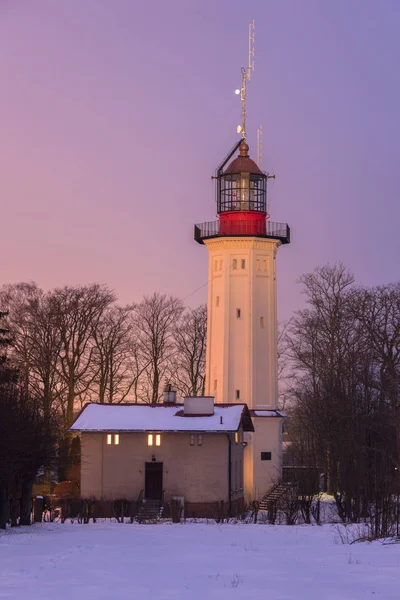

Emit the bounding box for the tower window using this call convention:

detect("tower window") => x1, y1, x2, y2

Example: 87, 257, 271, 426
156, 434, 161, 446
241, 259, 246, 269
214, 260, 218, 271
216, 296, 220, 307
256, 260, 260, 271
147, 434, 153, 446
260, 317, 264, 328
236, 309, 241, 319
114, 434, 120, 445
106, 434, 112, 445
235, 389, 240, 400
219, 260, 222, 270
235, 432, 239, 444
232, 259, 237, 270
190, 434, 195, 446
197, 434, 203, 446
214, 379, 217, 390
263, 260, 267, 271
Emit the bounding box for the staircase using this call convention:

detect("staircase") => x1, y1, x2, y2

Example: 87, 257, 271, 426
135, 499, 163, 524
259, 482, 298, 511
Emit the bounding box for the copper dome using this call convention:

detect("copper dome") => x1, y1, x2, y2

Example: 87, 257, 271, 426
224, 139, 264, 176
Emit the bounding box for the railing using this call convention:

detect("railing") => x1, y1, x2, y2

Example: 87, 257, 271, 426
194, 220, 290, 244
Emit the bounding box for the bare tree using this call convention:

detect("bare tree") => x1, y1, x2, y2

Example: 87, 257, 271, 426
51, 284, 116, 427
134, 293, 184, 404
91, 305, 136, 403
167, 305, 207, 397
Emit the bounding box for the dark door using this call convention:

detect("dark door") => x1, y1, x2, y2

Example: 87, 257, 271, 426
145, 462, 163, 500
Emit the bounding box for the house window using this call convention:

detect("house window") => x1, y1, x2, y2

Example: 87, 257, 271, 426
156, 434, 161, 446
106, 434, 112, 445
235, 432, 239, 444
241, 259, 246, 269
216, 296, 220, 307
114, 434, 120, 445
232, 259, 237, 270
197, 434, 203, 446
235, 389, 240, 400
261, 452, 272, 461
148, 434, 153, 446
236, 309, 241, 319
190, 434, 195, 446
260, 317, 264, 328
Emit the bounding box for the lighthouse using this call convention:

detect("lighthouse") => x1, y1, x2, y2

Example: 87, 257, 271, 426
194, 138, 290, 500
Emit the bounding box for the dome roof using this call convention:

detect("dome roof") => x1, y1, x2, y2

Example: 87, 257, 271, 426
224, 140, 264, 176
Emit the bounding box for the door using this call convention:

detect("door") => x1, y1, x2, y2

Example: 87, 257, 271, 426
145, 462, 163, 500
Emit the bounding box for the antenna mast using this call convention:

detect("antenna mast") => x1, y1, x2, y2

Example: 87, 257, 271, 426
236, 20, 255, 141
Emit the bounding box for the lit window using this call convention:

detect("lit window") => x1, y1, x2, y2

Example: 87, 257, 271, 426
114, 434, 120, 445
156, 434, 161, 446
106, 434, 112, 445
148, 434, 153, 446
190, 434, 195, 446
236, 309, 241, 319
232, 259, 237, 270
235, 389, 240, 400
216, 296, 220, 307
260, 317, 264, 328
197, 434, 203, 446
235, 432, 239, 444
241, 259, 246, 269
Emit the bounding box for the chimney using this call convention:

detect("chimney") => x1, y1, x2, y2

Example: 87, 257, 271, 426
184, 396, 214, 416
163, 383, 177, 404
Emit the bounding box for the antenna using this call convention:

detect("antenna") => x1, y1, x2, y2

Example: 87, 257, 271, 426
235, 20, 255, 140
257, 125, 263, 166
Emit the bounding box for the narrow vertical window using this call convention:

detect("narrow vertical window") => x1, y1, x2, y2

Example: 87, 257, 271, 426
241, 259, 246, 269
216, 296, 220, 307
232, 259, 237, 270
214, 260, 218, 271
260, 317, 264, 328
190, 434, 195, 446
147, 434, 153, 446
235, 431, 239, 444
256, 260, 260, 271
197, 434, 203, 446
235, 389, 240, 400
263, 260, 267, 271
236, 309, 241, 319
156, 434, 161, 446
219, 260, 222, 270
114, 434, 120, 445
106, 434, 112, 445
214, 379, 217, 390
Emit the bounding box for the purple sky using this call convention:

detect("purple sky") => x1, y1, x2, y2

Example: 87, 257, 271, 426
1, 1, 400, 322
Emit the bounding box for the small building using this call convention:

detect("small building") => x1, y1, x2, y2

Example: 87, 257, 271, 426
70, 396, 254, 517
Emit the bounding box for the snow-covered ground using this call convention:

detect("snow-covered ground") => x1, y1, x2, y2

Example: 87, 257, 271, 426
1, 522, 400, 599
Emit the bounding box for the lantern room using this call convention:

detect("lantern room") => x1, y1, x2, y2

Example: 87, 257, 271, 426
217, 139, 267, 215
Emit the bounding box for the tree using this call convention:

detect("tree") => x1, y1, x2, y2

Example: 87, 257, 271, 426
168, 305, 207, 397
51, 284, 116, 427
134, 293, 184, 404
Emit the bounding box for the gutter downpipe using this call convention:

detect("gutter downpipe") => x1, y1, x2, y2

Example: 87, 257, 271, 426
227, 434, 232, 518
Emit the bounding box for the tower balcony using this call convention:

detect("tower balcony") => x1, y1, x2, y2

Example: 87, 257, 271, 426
194, 219, 291, 245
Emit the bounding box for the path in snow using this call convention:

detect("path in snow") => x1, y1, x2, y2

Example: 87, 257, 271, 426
1, 522, 399, 599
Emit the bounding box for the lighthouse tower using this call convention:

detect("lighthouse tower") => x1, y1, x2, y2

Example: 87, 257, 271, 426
194, 138, 290, 500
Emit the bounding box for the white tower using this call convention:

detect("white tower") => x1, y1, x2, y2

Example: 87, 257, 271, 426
194, 139, 290, 500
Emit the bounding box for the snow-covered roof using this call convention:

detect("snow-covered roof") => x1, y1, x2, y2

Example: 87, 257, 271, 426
70, 403, 254, 433
250, 410, 285, 418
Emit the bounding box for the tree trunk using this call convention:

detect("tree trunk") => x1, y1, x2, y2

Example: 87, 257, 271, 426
19, 480, 33, 526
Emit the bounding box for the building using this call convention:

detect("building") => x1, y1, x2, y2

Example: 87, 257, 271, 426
194, 138, 290, 500
70, 396, 254, 517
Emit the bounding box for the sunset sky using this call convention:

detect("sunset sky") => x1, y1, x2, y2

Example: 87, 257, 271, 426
2, 1, 400, 322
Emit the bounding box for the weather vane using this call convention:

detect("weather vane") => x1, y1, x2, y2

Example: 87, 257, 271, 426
235, 20, 255, 140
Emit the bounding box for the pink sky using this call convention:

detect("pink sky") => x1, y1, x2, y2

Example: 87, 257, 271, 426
1, 1, 400, 322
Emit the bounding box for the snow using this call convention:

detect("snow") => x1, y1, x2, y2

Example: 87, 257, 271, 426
1, 522, 400, 600
252, 410, 285, 417
70, 403, 246, 433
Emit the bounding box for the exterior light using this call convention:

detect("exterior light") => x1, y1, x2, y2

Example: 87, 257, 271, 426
235, 89, 241, 95
236, 125, 242, 134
